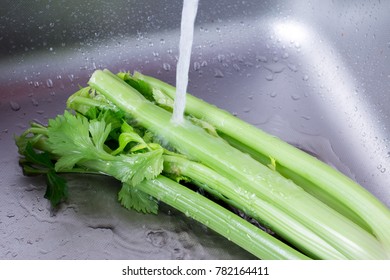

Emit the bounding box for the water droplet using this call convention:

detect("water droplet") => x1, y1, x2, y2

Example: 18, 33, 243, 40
9, 101, 21, 111
291, 94, 301, 101
46, 78, 53, 88
49, 22, 55, 28
152, 51, 159, 57
201, 60, 208, 67
31, 98, 39, 106
233, 63, 241, 72
160, 38, 165, 45
265, 73, 274, 81
193, 61, 201, 71
33, 81, 40, 88
287, 63, 298, 72
214, 68, 224, 78
256, 55, 267, 62
302, 74, 309, 81
146, 230, 168, 248
217, 54, 225, 63
282, 52, 289, 59
270, 92, 277, 98
162, 62, 171, 71
148, 41, 154, 47
268, 61, 286, 73
6, 212, 15, 218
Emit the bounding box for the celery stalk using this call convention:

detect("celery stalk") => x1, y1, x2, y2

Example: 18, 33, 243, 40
134, 71, 390, 257
137, 175, 310, 260
89, 69, 388, 259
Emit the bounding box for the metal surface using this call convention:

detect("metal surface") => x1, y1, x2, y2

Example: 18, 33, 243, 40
1, 0, 390, 259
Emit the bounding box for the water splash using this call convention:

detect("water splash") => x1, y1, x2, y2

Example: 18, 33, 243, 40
171, 0, 199, 124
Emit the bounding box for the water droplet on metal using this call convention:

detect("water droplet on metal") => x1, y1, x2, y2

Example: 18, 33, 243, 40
31, 98, 39, 106
193, 61, 201, 71
146, 230, 168, 248
270, 91, 277, 98
46, 78, 53, 88
265, 73, 274, 81
264, 63, 285, 74
291, 94, 301, 101
287, 63, 298, 72
162, 62, 171, 71
256, 55, 267, 62
9, 101, 21, 111
302, 74, 309, 81
6, 212, 15, 218
214, 68, 224, 78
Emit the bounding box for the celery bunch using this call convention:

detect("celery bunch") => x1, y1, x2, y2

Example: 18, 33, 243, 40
15, 69, 390, 259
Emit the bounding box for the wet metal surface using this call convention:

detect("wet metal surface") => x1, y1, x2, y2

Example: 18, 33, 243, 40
1, 0, 390, 259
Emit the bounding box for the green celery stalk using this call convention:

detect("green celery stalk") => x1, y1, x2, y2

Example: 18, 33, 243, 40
89, 69, 387, 259
18, 124, 308, 260
133, 71, 390, 257
135, 175, 310, 260
162, 155, 346, 259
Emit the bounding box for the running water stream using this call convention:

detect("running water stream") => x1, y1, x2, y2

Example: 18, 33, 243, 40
171, 0, 199, 124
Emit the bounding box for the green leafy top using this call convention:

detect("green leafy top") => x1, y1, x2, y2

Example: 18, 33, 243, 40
17, 108, 164, 213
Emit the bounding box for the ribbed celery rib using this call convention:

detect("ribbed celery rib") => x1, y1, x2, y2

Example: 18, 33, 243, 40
88, 69, 390, 259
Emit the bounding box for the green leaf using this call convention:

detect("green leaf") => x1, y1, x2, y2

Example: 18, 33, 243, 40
47, 111, 113, 171
107, 148, 164, 186
23, 142, 53, 169
118, 182, 158, 214
45, 170, 68, 207
89, 119, 112, 151
111, 122, 146, 155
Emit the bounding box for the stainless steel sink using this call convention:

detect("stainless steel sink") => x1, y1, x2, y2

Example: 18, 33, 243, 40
1, 0, 389, 259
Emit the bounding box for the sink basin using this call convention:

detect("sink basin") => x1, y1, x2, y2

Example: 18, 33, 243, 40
1, 0, 389, 259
